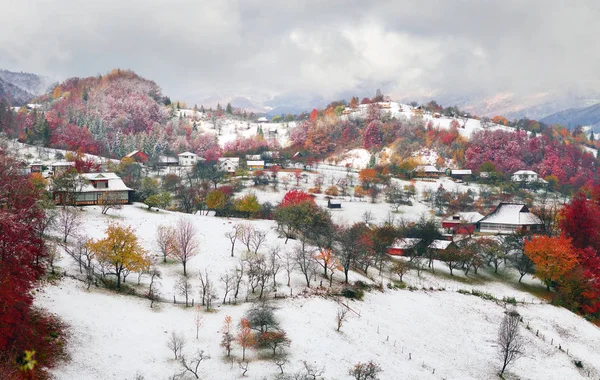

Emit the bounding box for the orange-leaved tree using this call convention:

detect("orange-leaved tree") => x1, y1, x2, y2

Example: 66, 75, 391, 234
524, 235, 578, 290
237, 318, 256, 361
220, 315, 234, 357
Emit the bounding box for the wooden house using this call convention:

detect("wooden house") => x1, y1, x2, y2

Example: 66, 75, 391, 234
478, 203, 544, 234
327, 199, 341, 209
387, 238, 422, 256
218, 157, 240, 174
247, 160, 264, 171
442, 212, 484, 234
53, 172, 133, 206
413, 165, 440, 178
125, 150, 148, 163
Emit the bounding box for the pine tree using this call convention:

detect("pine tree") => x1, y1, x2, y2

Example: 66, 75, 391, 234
226, 103, 233, 114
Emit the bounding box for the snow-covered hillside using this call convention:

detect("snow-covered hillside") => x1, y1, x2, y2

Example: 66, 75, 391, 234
35, 202, 600, 380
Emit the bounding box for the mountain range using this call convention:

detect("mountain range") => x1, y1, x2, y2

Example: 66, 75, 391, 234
0, 69, 55, 106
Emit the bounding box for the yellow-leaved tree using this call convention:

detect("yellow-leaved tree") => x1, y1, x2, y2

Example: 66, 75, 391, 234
87, 223, 150, 289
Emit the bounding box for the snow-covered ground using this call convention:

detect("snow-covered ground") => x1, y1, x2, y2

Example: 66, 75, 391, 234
35, 204, 600, 380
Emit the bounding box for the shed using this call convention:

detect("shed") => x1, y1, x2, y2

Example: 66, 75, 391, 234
387, 238, 422, 256
327, 199, 341, 209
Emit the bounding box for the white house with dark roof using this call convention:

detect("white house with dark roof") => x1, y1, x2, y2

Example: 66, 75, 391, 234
478, 203, 543, 234
511, 170, 547, 184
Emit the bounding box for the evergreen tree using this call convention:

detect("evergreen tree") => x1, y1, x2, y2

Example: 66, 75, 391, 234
226, 103, 232, 114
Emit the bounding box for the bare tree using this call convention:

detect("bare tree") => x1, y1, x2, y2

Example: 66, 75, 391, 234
497, 311, 525, 376
362, 210, 375, 225
167, 331, 186, 360
274, 350, 289, 374
269, 246, 282, 290
147, 266, 161, 308
295, 240, 317, 288
156, 225, 175, 263
232, 262, 245, 303
240, 224, 254, 252
336, 306, 349, 332
391, 260, 409, 283
199, 269, 214, 310
46, 242, 60, 275
238, 361, 249, 377
173, 218, 200, 276
98, 191, 123, 215
282, 250, 296, 287
194, 305, 203, 339
56, 206, 81, 243
250, 229, 268, 255
175, 275, 193, 307
225, 224, 243, 257
220, 272, 234, 304
180, 350, 209, 379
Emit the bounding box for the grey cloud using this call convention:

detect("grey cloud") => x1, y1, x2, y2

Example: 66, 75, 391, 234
1, 0, 598, 106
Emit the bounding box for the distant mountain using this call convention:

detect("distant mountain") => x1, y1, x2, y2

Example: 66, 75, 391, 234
0, 77, 34, 106
0, 69, 56, 106
0, 69, 55, 96
428, 90, 600, 121
540, 103, 600, 130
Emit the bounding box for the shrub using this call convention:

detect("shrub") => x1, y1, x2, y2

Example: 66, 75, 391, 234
341, 286, 364, 300
324, 186, 339, 196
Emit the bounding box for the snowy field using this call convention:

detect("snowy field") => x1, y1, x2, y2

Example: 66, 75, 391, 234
35, 204, 600, 380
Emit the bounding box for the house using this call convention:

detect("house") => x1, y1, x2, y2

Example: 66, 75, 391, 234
53, 172, 133, 206
387, 238, 423, 256
449, 169, 472, 181
442, 212, 484, 234
511, 170, 547, 184
478, 203, 544, 234
428, 239, 457, 251
29, 162, 44, 173
50, 161, 75, 176
245, 154, 262, 161
247, 160, 264, 171
412, 106, 424, 115
413, 165, 440, 178
268, 127, 278, 138
125, 150, 148, 163
263, 151, 280, 160
327, 199, 341, 209
218, 157, 240, 174
257, 117, 269, 123
178, 152, 204, 167
433, 112, 441, 118
156, 155, 179, 167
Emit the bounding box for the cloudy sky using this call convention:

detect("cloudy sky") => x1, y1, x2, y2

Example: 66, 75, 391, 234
1, 0, 598, 107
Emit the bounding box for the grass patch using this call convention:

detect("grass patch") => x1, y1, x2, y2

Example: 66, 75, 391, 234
457, 288, 497, 301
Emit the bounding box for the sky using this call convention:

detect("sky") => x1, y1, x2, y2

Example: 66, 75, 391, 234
1, 0, 599, 108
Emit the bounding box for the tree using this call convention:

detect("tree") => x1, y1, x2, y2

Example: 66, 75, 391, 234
147, 266, 161, 308
336, 306, 349, 332
156, 225, 175, 263
172, 218, 200, 276
179, 350, 209, 379
220, 315, 234, 357
98, 191, 123, 215
524, 235, 578, 290
391, 260, 409, 282
87, 224, 150, 289
497, 311, 525, 376
167, 331, 186, 360
235, 194, 261, 217
349, 361, 382, 380
226, 103, 233, 114
206, 189, 226, 211
237, 318, 256, 361
56, 206, 81, 243
225, 224, 243, 257
194, 305, 203, 339
175, 275, 193, 307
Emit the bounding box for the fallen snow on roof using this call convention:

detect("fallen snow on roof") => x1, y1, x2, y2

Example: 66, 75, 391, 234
78, 172, 133, 192
443, 212, 485, 224
390, 238, 422, 249
428, 240, 453, 250
480, 204, 542, 225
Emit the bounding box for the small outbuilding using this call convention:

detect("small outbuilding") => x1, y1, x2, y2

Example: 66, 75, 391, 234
327, 199, 341, 209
